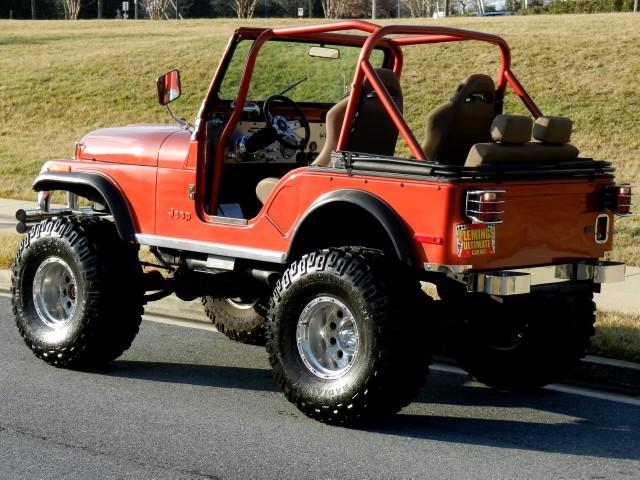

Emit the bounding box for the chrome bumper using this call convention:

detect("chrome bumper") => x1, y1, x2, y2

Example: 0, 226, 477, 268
425, 261, 626, 296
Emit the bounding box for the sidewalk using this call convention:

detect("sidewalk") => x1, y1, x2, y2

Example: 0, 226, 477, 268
595, 267, 640, 315
0, 197, 638, 315
0, 198, 36, 235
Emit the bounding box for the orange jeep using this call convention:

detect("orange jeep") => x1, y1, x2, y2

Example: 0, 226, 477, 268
11, 21, 632, 425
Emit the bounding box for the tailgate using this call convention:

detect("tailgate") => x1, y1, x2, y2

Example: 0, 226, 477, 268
450, 179, 614, 270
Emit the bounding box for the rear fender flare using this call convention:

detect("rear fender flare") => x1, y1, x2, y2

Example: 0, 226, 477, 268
285, 189, 415, 268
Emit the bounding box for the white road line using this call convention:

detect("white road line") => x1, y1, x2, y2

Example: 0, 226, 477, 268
545, 384, 640, 407
431, 363, 467, 376
431, 363, 640, 406
143, 314, 218, 332
147, 317, 640, 407
2, 298, 637, 407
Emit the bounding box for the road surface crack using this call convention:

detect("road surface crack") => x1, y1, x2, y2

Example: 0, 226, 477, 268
0, 423, 221, 479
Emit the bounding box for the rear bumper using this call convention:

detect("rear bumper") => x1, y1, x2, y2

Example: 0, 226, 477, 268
425, 260, 626, 296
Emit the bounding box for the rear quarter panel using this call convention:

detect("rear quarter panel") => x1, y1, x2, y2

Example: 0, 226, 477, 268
276, 170, 613, 270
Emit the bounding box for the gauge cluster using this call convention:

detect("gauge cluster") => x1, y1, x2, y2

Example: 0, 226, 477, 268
226, 120, 326, 164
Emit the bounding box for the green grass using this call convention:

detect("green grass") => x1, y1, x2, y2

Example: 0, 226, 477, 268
0, 235, 22, 270
591, 311, 640, 363
0, 14, 638, 265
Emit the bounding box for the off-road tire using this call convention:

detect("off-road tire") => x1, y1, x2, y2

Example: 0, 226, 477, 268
266, 247, 431, 425
454, 292, 596, 391
202, 296, 267, 346
11, 216, 144, 368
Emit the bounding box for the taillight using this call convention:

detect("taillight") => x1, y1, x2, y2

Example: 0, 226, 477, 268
603, 184, 633, 216
466, 190, 505, 224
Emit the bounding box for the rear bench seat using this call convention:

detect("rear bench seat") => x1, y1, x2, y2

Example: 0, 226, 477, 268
464, 115, 579, 167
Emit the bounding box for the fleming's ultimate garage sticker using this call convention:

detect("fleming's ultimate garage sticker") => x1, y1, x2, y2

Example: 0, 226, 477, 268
456, 224, 496, 257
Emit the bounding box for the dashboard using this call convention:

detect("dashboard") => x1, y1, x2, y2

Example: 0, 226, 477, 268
225, 120, 327, 164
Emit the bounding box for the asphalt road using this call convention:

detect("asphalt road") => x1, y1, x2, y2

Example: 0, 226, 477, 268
1, 294, 639, 480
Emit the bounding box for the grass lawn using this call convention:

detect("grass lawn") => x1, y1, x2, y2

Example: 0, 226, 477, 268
0, 14, 638, 265
0, 235, 22, 270
592, 311, 640, 364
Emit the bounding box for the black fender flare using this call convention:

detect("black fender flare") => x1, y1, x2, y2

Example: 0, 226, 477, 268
33, 171, 137, 242
285, 189, 416, 268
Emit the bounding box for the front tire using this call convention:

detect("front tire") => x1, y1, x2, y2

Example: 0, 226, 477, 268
11, 216, 144, 368
453, 291, 596, 391
266, 248, 430, 425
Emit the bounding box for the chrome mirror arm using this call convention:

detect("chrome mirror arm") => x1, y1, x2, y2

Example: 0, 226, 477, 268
166, 104, 194, 132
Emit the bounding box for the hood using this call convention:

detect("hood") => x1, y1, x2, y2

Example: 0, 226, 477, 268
76, 124, 185, 166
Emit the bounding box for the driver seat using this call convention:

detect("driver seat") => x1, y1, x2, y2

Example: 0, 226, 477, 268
256, 68, 403, 204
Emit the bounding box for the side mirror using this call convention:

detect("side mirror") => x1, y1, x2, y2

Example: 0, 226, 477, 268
156, 69, 181, 106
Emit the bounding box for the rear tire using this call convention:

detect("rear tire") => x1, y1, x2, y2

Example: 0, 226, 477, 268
266, 247, 430, 425
453, 291, 596, 391
11, 216, 144, 368
202, 296, 267, 346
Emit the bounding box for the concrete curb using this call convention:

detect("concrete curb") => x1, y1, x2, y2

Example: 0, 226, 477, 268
567, 355, 640, 396
1, 268, 638, 396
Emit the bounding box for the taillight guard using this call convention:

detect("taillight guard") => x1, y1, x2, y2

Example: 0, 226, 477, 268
603, 184, 634, 216
465, 190, 505, 224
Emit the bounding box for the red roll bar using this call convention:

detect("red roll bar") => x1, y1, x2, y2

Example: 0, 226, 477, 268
203, 21, 543, 214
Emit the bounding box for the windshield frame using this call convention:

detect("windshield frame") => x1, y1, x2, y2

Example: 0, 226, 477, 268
216, 37, 391, 105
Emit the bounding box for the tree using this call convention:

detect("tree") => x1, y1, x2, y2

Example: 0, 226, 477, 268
233, 0, 258, 17
406, 0, 434, 16
320, 0, 345, 17
209, 0, 234, 17
60, 0, 82, 18
142, 0, 172, 18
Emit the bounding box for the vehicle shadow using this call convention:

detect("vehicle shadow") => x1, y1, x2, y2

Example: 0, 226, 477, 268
363, 371, 640, 461
97, 357, 639, 461
97, 360, 280, 393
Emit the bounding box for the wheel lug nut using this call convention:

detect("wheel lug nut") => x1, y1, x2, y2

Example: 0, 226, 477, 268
329, 337, 336, 345
329, 322, 337, 330
337, 350, 343, 358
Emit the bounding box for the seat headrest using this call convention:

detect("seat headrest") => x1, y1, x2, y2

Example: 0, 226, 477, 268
363, 68, 402, 99
533, 116, 573, 144
491, 115, 533, 144
452, 74, 496, 104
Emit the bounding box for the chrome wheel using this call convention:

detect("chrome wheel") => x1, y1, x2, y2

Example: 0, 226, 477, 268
32, 257, 78, 328
296, 296, 359, 380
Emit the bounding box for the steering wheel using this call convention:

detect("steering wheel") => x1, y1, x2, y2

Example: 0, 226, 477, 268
263, 95, 310, 151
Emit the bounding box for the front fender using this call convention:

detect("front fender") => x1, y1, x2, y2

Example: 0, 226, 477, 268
33, 171, 137, 242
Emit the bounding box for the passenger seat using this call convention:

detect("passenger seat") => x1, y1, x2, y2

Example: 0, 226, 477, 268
422, 74, 496, 165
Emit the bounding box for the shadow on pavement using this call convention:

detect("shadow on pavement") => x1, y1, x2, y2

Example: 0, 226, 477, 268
99, 360, 280, 393
106, 359, 639, 461
91, 339, 640, 462
362, 371, 640, 461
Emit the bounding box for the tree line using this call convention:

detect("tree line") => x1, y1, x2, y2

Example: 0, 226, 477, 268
2, 0, 405, 20
2, 0, 636, 19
